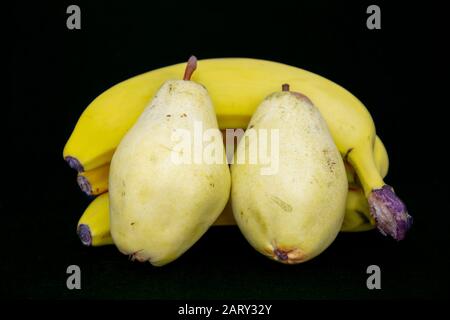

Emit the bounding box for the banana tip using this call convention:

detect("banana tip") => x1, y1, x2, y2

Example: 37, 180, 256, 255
77, 175, 92, 196
369, 185, 413, 241
77, 224, 92, 246
65, 156, 84, 172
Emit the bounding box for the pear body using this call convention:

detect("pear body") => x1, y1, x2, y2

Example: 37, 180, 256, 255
109, 80, 231, 266
231, 92, 347, 263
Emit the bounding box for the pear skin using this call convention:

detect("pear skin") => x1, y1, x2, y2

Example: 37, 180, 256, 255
109, 57, 231, 266
231, 84, 348, 264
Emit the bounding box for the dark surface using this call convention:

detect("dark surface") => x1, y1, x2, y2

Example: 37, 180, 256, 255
6, 0, 449, 299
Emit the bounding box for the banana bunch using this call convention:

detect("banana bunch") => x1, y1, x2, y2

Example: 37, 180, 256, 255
66, 58, 412, 247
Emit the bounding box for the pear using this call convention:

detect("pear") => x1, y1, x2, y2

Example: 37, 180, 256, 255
231, 84, 348, 264
109, 56, 231, 266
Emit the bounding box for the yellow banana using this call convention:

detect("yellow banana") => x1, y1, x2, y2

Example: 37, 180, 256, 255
77, 164, 109, 196
346, 135, 388, 186
342, 137, 391, 232
64, 58, 411, 239
374, 136, 389, 178
340, 188, 375, 232
340, 135, 388, 232
77, 193, 114, 246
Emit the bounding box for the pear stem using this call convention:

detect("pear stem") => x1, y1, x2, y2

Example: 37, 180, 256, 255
183, 55, 198, 80
282, 83, 313, 104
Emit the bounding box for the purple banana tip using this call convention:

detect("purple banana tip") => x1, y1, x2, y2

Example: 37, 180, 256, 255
77, 175, 92, 196
65, 156, 84, 172
368, 185, 413, 241
77, 224, 92, 246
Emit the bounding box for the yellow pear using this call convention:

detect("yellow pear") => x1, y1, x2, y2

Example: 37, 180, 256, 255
231, 84, 348, 264
109, 57, 231, 266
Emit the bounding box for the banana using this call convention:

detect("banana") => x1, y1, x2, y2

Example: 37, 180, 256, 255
346, 135, 387, 186
77, 193, 114, 246
64, 58, 411, 240
374, 136, 389, 178
341, 135, 388, 232
340, 187, 375, 232
77, 164, 109, 196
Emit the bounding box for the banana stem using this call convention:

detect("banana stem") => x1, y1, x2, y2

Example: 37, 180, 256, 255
349, 145, 412, 240
368, 185, 412, 240
282, 83, 290, 91
183, 56, 197, 80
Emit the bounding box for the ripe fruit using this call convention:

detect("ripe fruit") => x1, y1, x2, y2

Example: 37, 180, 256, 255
77, 164, 109, 196
109, 57, 231, 266
231, 84, 348, 264
77, 193, 113, 246
64, 58, 411, 240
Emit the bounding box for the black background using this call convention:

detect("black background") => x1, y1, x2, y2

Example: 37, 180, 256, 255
6, 0, 449, 300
